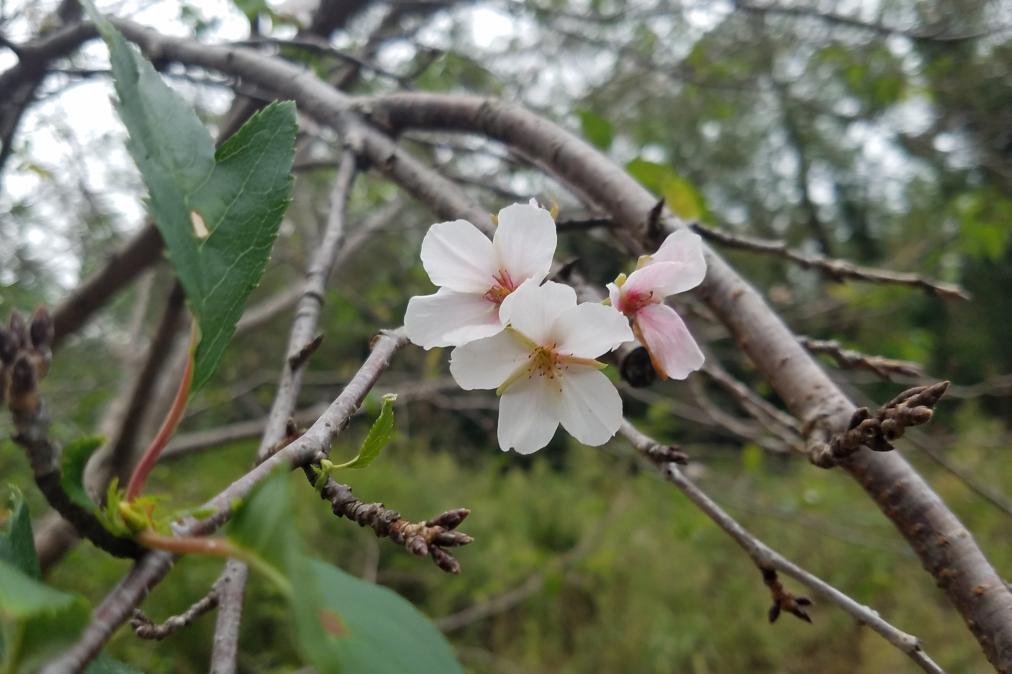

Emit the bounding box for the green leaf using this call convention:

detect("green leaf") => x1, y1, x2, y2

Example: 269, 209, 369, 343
292, 558, 465, 674
60, 436, 103, 512
740, 443, 763, 475
626, 158, 707, 222
231, 0, 268, 20
228, 471, 463, 674
335, 393, 397, 470
578, 110, 614, 150
226, 468, 298, 593
82, 2, 297, 390
0, 488, 39, 579
0, 559, 90, 674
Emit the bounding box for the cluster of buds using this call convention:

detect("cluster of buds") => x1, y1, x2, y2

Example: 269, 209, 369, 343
321, 475, 473, 574
0, 307, 54, 423
810, 381, 950, 468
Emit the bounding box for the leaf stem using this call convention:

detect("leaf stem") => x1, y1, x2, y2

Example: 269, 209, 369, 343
136, 531, 292, 597
125, 321, 196, 501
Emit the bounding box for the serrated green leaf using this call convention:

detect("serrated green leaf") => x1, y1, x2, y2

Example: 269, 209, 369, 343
0, 559, 90, 674
578, 110, 614, 150
292, 558, 464, 674
60, 436, 103, 512
335, 394, 397, 470
0, 488, 39, 579
82, 2, 296, 391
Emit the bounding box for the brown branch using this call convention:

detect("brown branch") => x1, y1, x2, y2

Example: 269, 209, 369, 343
808, 381, 950, 468
619, 421, 945, 674
209, 151, 359, 672
1, 308, 142, 560
44, 329, 409, 672
88, 28, 1012, 669
799, 335, 924, 380
131, 587, 219, 640
314, 478, 473, 574
701, 359, 804, 453
690, 222, 971, 301
344, 92, 1010, 670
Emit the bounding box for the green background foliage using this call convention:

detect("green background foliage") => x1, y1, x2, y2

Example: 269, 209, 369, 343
1, 0, 1011, 672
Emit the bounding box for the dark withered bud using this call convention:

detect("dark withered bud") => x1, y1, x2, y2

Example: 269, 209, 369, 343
29, 306, 54, 349
8, 311, 26, 344
650, 444, 689, 465
768, 604, 781, 624
0, 326, 15, 364
427, 508, 470, 530
429, 546, 461, 574
847, 407, 871, 430
620, 346, 656, 388
10, 354, 35, 396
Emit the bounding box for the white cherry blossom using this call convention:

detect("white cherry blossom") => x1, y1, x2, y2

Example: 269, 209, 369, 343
607, 229, 707, 380
404, 200, 557, 349
450, 280, 633, 454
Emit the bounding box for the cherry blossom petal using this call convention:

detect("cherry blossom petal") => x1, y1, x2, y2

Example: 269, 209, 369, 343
499, 280, 576, 345
622, 260, 698, 300
404, 288, 502, 349
493, 201, 557, 283
551, 303, 633, 359
635, 302, 705, 380
449, 331, 531, 390
558, 366, 623, 446
606, 282, 621, 308
420, 219, 497, 293
497, 376, 561, 454
645, 229, 707, 294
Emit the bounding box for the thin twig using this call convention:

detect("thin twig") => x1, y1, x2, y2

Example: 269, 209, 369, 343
131, 587, 220, 640
691, 222, 971, 301
209, 151, 359, 673
43, 330, 409, 673
619, 421, 945, 674
2, 308, 143, 560
799, 335, 924, 380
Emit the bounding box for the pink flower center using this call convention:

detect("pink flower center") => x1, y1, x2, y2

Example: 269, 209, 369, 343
483, 269, 519, 306
618, 288, 656, 316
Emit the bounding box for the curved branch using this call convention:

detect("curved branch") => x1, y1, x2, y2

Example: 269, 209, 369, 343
43, 329, 408, 673
620, 421, 945, 674
347, 91, 1012, 671
44, 20, 1012, 671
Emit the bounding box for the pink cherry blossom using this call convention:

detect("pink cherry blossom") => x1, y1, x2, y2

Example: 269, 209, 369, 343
449, 280, 633, 454
404, 200, 557, 349
607, 229, 707, 380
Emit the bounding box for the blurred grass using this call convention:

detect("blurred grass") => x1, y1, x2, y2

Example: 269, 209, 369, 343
6, 397, 1006, 674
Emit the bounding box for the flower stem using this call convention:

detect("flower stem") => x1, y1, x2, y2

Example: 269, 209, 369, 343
125, 321, 196, 501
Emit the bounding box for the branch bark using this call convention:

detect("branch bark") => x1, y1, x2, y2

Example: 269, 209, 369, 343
37, 18, 1012, 671
42, 329, 408, 673
620, 420, 946, 674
